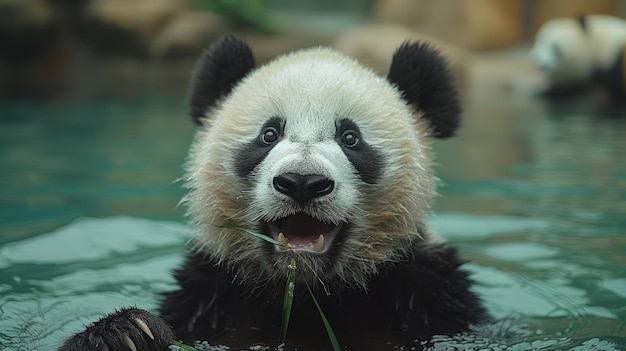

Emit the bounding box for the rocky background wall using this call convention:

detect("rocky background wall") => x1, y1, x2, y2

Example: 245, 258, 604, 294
1, 0, 625, 98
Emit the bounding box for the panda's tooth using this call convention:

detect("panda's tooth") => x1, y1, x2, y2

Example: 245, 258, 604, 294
278, 232, 289, 248
312, 234, 325, 252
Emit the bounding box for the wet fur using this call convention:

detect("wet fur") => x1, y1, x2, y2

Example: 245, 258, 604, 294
159, 242, 486, 346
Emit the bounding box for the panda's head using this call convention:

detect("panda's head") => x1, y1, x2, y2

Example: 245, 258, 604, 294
530, 17, 596, 85
183, 36, 460, 291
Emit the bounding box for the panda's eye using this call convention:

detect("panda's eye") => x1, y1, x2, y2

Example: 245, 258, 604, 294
260, 127, 279, 145
341, 130, 359, 148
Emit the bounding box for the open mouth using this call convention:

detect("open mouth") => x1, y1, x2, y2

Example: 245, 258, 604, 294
265, 213, 342, 253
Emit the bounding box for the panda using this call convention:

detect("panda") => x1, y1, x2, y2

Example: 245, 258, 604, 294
530, 15, 626, 100
59, 36, 488, 351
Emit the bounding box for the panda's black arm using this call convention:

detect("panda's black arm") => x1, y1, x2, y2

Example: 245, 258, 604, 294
368, 242, 490, 337
158, 251, 278, 342
57, 253, 276, 351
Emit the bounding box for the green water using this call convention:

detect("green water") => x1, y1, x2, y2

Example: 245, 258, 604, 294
0, 91, 625, 350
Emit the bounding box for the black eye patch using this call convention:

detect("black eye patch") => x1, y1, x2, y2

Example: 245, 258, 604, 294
234, 117, 283, 177
336, 119, 382, 184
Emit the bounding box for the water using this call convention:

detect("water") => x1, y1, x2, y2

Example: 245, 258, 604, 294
0, 89, 625, 350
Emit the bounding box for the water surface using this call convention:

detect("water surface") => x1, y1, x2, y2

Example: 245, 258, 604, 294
1, 91, 625, 350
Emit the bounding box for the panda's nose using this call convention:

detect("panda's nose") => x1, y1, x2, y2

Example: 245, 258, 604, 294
273, 173, 334, 202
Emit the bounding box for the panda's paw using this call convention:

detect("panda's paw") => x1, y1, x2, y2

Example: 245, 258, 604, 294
58, 307, 175, 351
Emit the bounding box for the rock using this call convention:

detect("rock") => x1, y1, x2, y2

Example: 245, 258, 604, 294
372, 0, 465, 46
150, 11, 229, 59
79, 0, 229, 58
332, 24, 470, 88
84, 0, 185, 38
531, 0, 619, 34
0, 0, 73, 98
463, 0, 524, 51
371, 0, 524, 51
0, 0, 61, 63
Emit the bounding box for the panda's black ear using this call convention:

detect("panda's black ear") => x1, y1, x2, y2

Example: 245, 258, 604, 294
387, 41, 461, 138
188, 36, 256, 124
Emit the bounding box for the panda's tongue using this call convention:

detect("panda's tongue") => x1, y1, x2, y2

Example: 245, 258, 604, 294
275, 213, 330, 249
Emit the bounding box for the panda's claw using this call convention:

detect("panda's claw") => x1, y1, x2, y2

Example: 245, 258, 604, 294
134, 317, 155, 340
123, 335, 138, 351
58, 307, 175, 351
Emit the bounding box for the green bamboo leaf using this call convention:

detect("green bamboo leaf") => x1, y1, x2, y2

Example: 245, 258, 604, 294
279, 258, 297, 345
220, 225, 284, 247
171, 340, 198, 351
306, 283, 341, 351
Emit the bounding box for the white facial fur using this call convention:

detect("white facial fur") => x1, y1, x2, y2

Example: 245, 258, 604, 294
184, 47, 439, 291
251, 136, 360, 225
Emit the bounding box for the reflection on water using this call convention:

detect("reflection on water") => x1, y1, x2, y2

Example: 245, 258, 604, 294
0, 217, 189, 350
0, 93, 195, 243
1, 93, 625, 350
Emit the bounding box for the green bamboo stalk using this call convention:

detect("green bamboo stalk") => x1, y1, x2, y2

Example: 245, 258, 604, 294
279, 258, 297, 345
